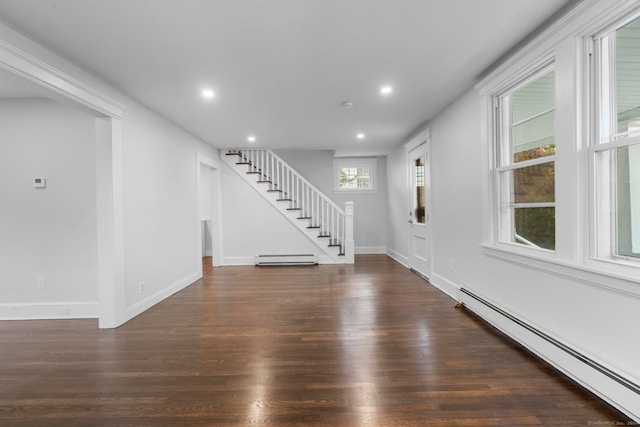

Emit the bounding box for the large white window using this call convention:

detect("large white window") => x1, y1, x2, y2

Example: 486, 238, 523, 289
593, 14, 640, 263
477, 0, 640, 292
496, 66, 556, 251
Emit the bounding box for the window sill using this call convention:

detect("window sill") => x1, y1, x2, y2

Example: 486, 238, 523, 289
481, 243, 640, 298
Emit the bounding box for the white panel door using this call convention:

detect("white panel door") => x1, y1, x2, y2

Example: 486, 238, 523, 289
408, 142, 431, 278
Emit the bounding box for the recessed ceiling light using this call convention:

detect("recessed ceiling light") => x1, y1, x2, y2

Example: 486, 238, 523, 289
248, 136, 256, 142
342, 101, 354, 109
202, 89, 215, 99
380, 86, 392, 95
357, 133, 365, 139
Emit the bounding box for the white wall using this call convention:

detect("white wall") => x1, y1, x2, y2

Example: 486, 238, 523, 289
275, 150, 388, 253
199, 165, 212, 219
199, 165, 213, 256
388, 2, 640, 416
120, 104, 218, 315
429, 90, 485, 296
0, 21, 220, 325
387, 85, 640, 419
385, 146, 409, 265
0, 99, 98, 318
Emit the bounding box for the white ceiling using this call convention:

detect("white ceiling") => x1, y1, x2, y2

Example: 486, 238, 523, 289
0, 0, 576, 155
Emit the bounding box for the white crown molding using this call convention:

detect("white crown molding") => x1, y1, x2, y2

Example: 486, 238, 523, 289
475, 0, 639, 96
404, 127, 431, 152
0, 39, 124, 119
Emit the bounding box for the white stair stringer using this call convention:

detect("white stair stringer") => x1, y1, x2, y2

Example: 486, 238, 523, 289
222, 149, 354, 264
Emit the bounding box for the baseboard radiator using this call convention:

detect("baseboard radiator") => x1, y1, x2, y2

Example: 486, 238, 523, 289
254, 254, 318, 266
460, 287, 640, 396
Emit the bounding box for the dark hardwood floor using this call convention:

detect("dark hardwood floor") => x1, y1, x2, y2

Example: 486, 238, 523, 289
0, 255, 632, 426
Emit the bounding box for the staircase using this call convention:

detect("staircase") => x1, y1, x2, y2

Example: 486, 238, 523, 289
222, 149, 354, 264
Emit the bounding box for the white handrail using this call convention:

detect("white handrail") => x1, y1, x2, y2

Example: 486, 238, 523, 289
231, 149, 344, 212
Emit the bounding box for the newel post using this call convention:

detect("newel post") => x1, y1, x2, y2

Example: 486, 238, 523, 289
345, 201, 355, 264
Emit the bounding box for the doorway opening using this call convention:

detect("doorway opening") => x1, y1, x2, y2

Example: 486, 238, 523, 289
200, 163, 214, 260
196, 155, 222, 277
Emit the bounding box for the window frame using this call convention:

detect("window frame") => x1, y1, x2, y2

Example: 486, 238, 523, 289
475, 0, 640, 298
590, 12, 640, 266
332, 158, 378, 193
493, 63, 557, 253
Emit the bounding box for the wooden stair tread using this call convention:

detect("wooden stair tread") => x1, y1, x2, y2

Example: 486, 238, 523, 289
236, 162, 251, 165
257, 180, 272, 183
287, 208, 301, 211
277, 198, 292, 202
267, 189, 283, 193
307, 226, 321, 229
297, 216, 311, 220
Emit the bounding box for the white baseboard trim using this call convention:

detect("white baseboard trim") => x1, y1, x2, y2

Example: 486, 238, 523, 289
461, 288, 640, 423
0, 301, 98, 320
125, 271, 201, 322
318, 255, 339, 264
430, 273, 461, 301
386, 248, 409, 267
355, 246, 387, 254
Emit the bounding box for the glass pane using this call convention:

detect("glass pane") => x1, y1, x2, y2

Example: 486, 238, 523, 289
339, 167, 370, 189
356, 173, 370, 188
512, 162, 555, 204
414, 156, 426, 224
512, 72, 555, 123
616, 144, 640, 257
339, 168, 356, 188
512, 111, 555, 162
511, 71, 555, 163
514, 207, 555, 250
616, 16, 640, 134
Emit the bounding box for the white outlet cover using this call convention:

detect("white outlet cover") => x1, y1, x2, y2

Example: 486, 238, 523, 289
34, 177, 46, 188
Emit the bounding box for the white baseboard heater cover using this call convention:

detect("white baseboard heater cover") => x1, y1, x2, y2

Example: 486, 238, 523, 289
254, 254, 318, 266
460, 287, 640, 398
